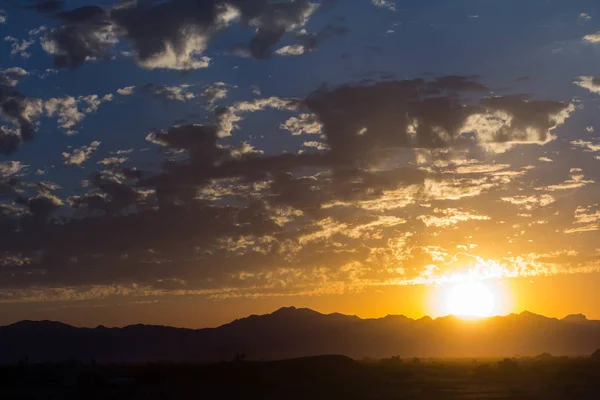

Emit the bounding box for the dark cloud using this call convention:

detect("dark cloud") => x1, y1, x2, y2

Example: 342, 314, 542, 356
0, 76, 576, 296
42, 6, 116, 68
0, 86, 43, 154
41, 0, 320, 69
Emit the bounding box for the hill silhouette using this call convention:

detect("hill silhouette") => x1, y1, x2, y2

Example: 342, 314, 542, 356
2, 308, 600, 363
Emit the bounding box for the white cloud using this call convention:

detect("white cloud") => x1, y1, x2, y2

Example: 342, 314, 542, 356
372, 0, 396, 12
218, 96, 299, 137
44, 93, 113, 132
538, 168, 594, 191
302, 141, 329, 150
201, 82, 233, 105
62, 141, 101, 166
280, 113, 322, 135
275, 44, 305, 56
574, 76, 600, 94
584, 32, 600, 43
571, 139, 600, 153
117, 86, 135, 96
0, 67, 28, 87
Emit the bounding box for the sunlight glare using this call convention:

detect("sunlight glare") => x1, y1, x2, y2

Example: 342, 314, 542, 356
444, 280, 495, 318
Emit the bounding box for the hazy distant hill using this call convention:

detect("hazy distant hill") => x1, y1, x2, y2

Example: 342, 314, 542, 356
2, 308, 600, 363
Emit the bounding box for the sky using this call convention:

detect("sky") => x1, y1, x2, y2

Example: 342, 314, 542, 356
1, 0, 600, 328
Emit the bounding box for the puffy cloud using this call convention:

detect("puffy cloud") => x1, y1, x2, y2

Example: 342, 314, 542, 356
372, 0, 396, 12
538, 157, 553, 163
580, 13, 592, 21
305, 79, 572, 163
0, 67, 29, 87
62, 141, 101, 166
275, 44, 305, 56
44, 93, 113, 132
583, 32, 600, 43
116, 86, 135, 96
38, 1, 320, 70
0, 9, 5, 24
280, 113, 322, 135
201, 82, 233, 106
98, 157, 128, 166
574, 76, 600, 94
41, 6, 118, 68
0, 87, 44, 154
217, 96, 300, 137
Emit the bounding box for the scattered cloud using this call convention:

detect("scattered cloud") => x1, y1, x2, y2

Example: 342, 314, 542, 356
62, 141, 101, 166
0, 68, 29, 87
584, 32, 600, 43
143, 83, 195, 102
372, 0, 396, 12
117, 86, 135, 96
44, 93, 113, 132
574, 76, 600, 94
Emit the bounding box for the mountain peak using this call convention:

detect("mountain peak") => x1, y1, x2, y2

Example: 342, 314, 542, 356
272, 306, 321, 316
562, 314, 588, 323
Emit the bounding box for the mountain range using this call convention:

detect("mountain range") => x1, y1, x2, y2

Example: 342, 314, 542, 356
1, 308, 600, 363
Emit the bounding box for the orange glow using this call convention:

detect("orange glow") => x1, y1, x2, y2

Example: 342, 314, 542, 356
428, 277, 513, 318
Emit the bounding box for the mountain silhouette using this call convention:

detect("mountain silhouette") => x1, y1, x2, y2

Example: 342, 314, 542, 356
1, 308, 600, 363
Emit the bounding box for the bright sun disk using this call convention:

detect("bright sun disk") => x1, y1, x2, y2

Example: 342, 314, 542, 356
444, 280, 495, 318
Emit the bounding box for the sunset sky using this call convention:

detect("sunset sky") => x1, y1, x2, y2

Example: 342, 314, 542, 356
1, 0, 600, 328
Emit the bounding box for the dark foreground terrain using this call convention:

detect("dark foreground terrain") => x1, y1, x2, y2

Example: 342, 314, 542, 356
3, 353, 600, 399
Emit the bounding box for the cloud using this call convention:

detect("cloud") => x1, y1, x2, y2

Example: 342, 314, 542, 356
44, 93, 112, 132
280, 113, 322, 135
580, 13, 592, 21
117, 86, 135, 96
275, 44, 306, 56
0, 68, 29, 87
0, 74, 589, 301
0, 9, 6, 24
538, 168, 594, 191
41, 6, 118, 68
538, 157, 553, 163
583, 32, 600, 43
38, 1, 320, 70
574, 76, 600, 94
275, 25, 348, 56
565, 205, 600, 234
372, 0, 396, 12
62, 141, 101, 166
501, 194, 555, 210
0, 87, 44, 154
201, 82, 233, 106
571, 139, 600, 153
418, 208, 490, 228
143, 83, 195, 102
217, 96, 300, 137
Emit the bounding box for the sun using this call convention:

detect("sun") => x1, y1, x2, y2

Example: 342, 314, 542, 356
444, 280, 495, 318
